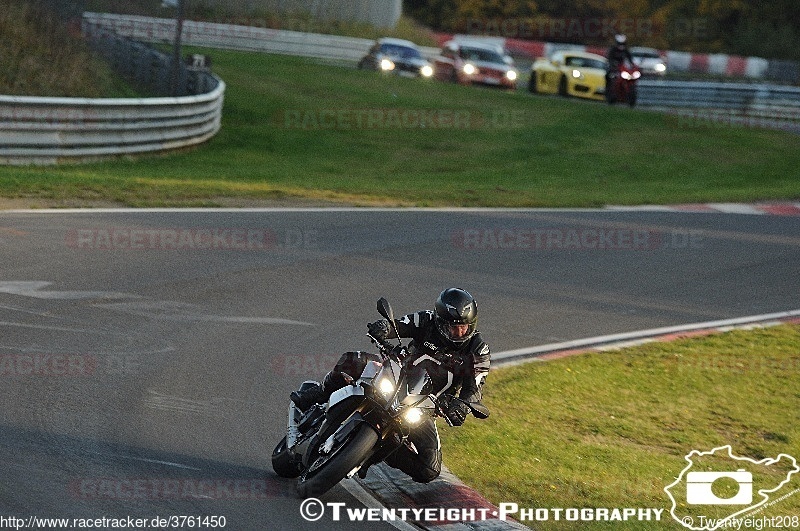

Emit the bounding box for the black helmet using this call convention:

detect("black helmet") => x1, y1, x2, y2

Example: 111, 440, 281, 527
434, 288, 478, 345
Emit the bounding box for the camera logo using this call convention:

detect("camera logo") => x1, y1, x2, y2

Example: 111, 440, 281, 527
685, 469, 752, 505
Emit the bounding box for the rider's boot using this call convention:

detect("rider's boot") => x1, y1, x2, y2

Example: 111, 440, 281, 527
290, 371, 351, 412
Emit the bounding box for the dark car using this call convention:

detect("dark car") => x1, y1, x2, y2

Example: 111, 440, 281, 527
358, 38, 434, 78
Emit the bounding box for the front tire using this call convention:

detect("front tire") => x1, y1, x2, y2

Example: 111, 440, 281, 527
628, 86, 637, 107
272, 436, 303, 478
296, 424, 378, 498
558, 75, 568, 97
606, 84, 617, 104
449, 68, 460, 84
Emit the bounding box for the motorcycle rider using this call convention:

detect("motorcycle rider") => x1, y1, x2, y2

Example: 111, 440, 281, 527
289, 288, 490, 483
605, 33, 634, 93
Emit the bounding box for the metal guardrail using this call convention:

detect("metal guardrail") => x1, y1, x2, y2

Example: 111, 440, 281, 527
0, 84, 224, 165
82, 12, 442, 64
637, 80, 800, 132
0, 21, 225, 165
638, 80, 800, 111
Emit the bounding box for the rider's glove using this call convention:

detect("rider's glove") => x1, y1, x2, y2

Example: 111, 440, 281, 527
444, 400, 470, 426
367, 319, 391, 341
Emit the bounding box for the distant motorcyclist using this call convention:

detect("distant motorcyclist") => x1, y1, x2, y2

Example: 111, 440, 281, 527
289, 288, 491, 483
606, 33, 634, 91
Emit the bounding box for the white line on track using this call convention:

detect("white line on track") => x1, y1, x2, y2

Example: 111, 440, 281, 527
493, 309, 800, 364
341, 479, 421, 531
4, 205, 799, 217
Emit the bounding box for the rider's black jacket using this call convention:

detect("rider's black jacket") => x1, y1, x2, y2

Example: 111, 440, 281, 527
606, 44, 633, 70
382, 311, 490, 405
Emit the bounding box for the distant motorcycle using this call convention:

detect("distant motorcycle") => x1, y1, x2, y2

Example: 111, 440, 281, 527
606, 62, 641, 107
272, 297, 489, 498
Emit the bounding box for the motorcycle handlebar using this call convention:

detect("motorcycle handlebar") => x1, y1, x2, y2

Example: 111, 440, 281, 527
366, 334, 407, 362
366, 333, 392, 350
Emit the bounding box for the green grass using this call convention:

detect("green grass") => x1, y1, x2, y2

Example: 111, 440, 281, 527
2, 49, 799, 207
439, 325, 800, 530
0, 0, 139, 97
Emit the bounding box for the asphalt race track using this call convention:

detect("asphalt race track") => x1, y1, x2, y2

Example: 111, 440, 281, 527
0, 208, 797, 529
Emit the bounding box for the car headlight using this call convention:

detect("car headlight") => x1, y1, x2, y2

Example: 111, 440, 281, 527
420, 65, 433, 78
571, 69, 582, 79
403, 408, 424, 425
462, 63, 476, 76
380, 58, 395, 71
506, 70, 517, 81
654, 63, 666, 73
378, 377, 395, 397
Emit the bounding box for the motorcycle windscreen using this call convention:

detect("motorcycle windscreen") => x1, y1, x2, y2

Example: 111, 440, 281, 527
399, 356, 453, 406
360, 360, 383, 380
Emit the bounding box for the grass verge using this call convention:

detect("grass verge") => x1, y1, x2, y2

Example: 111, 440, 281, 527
2, 50, 799, 207
439, 324, 800, 529
0, 0, 139, 97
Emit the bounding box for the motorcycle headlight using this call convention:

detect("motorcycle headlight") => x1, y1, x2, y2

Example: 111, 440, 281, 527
380, 58, 395, 71
632, 71, 642, 79
403, 407, 424, 425
462, 63, 476, 76
378, 377, 395, 397
621, 71, 632, 80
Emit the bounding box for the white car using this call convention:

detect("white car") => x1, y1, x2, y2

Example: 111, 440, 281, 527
630, 47, 667, 77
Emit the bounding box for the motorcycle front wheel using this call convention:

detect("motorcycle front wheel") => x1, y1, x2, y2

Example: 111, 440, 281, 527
628, 86, 637, 107
296, 424, 379, 498
272, 436, 303, 478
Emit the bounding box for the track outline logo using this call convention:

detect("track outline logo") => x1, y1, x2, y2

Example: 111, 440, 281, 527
664, 445, 799, 530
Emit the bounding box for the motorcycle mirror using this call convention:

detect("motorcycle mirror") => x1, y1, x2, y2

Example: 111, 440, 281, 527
470, 402, 490, 419
377, 297, 403, 348
377, 297, 395, 323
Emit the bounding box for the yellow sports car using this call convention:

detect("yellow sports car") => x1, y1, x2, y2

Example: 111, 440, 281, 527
528, 51, 608, 101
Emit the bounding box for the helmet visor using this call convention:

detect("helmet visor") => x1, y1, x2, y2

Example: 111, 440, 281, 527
437, 317, 477, 343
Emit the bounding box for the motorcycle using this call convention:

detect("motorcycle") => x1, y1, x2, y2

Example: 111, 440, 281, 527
271, 297, 489, 498
606, 62, 641, 107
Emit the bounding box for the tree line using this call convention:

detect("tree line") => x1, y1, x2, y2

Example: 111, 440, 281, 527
405, 0, 800, 60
